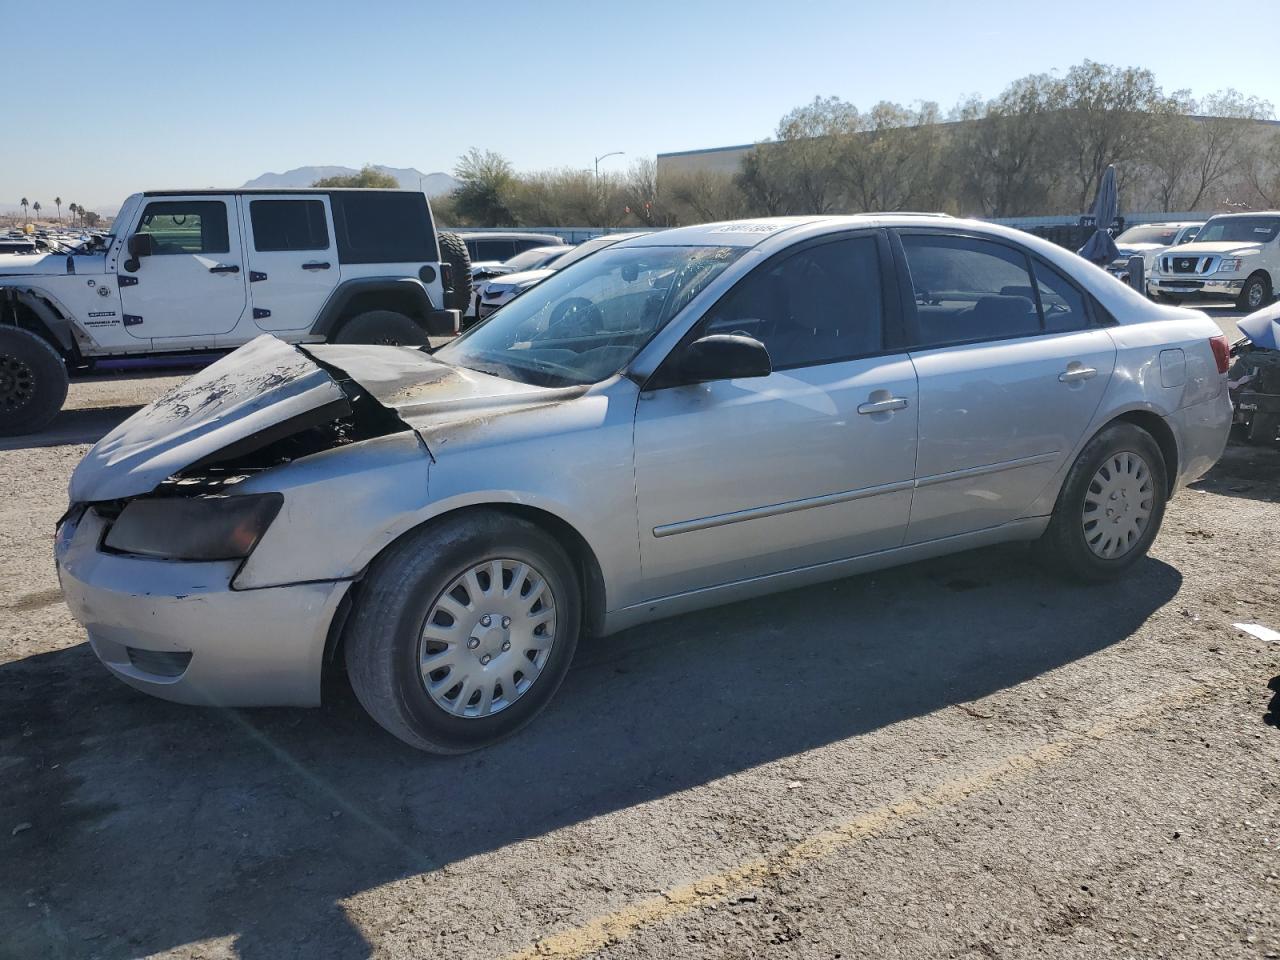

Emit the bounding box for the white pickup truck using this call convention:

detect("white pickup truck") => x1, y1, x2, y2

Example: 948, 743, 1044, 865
1148, 211, 1280, 311
0, 188, 471, 434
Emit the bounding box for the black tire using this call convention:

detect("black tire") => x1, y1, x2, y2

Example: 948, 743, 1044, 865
331, 309, 429, 346
0, 327, 68, 436
436, 231, 473, 314
1245, 412, 1279, 445
1034, 422, 1168, 583
344, 510, 581, 753
1237, 272, 1271, 312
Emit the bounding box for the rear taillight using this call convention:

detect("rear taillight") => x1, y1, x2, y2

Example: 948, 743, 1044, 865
1209, 335, 1230, 374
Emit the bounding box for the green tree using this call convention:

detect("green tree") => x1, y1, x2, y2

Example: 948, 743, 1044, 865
82, 210, 101, 227
311, 165, 399, 188
32, 201, 41, 221
451, 148, 515, 226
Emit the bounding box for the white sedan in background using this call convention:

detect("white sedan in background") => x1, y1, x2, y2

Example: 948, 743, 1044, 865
474, 233, 649, 322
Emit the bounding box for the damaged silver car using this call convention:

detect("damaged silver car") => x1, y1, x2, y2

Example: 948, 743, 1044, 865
56, 217, 1233, 752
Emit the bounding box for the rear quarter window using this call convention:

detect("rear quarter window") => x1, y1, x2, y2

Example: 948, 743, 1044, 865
330, 192, 436, 264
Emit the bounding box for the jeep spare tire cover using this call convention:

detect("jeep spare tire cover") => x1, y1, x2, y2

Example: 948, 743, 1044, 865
437, 232, 473, 313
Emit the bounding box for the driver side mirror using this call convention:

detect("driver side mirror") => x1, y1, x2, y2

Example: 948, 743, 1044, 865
124, 233, 154, 272
672, 334, 771, 386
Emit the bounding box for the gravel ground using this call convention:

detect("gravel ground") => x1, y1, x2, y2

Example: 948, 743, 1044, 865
1, 356, 1277, 960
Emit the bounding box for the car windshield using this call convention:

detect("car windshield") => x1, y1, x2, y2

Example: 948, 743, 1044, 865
545, 235, 625, 270
1194, 217, 1280, 244
502, 246, 564, 271
435, 244, 745, 387
1116, 225, 1180, 245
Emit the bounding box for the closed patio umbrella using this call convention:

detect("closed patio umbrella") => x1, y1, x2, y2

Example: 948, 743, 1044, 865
1078, 164, 1120, 265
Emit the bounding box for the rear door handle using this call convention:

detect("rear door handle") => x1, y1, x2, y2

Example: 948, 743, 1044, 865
857, 397, 909, 415
301, 261, 331, 271
209, 264, 240, 274
1058, 363, 1098, 383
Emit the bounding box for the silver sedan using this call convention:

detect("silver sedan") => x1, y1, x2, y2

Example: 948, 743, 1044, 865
55, 216, 1233, 752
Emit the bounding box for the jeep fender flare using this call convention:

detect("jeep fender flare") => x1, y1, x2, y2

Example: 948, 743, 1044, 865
0, 285, 77, 356
311, 277, 441, 339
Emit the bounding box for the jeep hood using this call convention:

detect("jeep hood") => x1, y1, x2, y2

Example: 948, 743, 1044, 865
0, 252, 77, 276
69, 335, 582, 502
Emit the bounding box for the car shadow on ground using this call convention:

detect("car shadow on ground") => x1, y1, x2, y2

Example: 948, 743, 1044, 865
1188, 441, 1280, 504
0, 545, 1181, 959
0, 406, 141, 451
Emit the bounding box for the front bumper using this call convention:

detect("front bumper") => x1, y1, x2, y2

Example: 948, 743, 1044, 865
1150, 277, 1245, 300
56, 508, 350, 707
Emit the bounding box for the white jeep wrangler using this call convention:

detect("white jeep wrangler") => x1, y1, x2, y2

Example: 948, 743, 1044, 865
0, 188, 472, 434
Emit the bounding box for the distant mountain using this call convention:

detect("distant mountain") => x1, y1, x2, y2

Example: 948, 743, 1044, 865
242, 166, 460, 196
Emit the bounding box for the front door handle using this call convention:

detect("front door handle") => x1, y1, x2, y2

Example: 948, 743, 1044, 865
209, 264, 240, 274
1058, 363, 1098, 383
301, 261, 331, 271
857, 396, 909, 415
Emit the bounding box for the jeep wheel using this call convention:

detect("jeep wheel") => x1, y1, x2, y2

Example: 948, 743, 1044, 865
1237, 273, 1271, 312
0, 327, 68, 436
437, 232, 473, 314
332, 310, 430, 346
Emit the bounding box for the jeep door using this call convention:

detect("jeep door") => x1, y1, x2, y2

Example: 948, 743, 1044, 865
892, 229, 1117, 543
632, 231, 918, 600
117, 196, 246, 342
239, 195, 339, 332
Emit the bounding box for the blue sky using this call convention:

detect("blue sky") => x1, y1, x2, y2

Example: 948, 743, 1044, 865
4, 0, 1278, 212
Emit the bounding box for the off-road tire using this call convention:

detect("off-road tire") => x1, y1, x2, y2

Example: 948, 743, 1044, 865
1237, 272, 1271, 312
0, 327, 68, 436
1034, 422, 1168, 583
332, 310, 430, 346
437, 231, 473, 314
344, 511, 581, 754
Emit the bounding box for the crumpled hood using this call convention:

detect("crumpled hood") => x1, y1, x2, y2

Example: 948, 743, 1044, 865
69, 335, 580, 502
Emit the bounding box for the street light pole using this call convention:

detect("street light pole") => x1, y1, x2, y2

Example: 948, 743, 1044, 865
594, 151, 624, 179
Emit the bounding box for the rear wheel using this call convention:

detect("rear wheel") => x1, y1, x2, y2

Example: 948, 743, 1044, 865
332, 309, 429, 346
344, 511, 581, 753
436, 231, 473, 315
0, 327, 68, 436
1035, 423, 1168, 582
1237, 272, 1271, 312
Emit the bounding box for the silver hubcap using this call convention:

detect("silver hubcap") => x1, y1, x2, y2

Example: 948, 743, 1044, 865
1082, 451, 1154, 559
1249, 282, 1265, 308
418, 558, 557, 718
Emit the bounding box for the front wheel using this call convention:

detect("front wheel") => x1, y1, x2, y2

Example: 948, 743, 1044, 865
0, 327, 69, 436
344, 511, 581, 753
1237, 273, 1271, 312
1034, 423, 1168, 582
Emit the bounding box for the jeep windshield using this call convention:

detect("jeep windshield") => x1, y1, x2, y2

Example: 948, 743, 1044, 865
1194, 217, 1280, 244
435, 245, 745, 387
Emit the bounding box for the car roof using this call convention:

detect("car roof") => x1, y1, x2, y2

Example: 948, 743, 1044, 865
453, 231, 567, 243
1202, 210, 1280, 219
140, 188, 425, 197
615, 214, 972, 249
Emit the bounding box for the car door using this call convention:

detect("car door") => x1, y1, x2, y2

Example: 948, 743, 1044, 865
117, 196, 246, 341
632, 232, 919, 601
893, 230, 1117, 544
240, 195, 339, 332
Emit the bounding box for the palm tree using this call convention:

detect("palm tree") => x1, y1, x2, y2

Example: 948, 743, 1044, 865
20, 197, 28, 225
68, 203, 78, 226
55, 197, 62, 223
32, 201, 41, 222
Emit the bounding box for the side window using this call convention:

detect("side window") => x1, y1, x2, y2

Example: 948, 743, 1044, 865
1033, 260, 1090, 332
702, 236, 884, 369
900, 234, 1039, 347
476, 239, 516, 262
136, 201, 229, 255
250, 200, 329, 252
